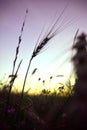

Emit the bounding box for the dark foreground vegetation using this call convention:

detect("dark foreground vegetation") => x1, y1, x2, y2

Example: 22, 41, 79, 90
0, 76, 87, 130
0, 86, 71, 130
1, 9, 87, 129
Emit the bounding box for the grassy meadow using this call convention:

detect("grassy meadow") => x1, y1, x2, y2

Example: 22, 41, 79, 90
0, 82, 73, 130
0, 9, 87, 130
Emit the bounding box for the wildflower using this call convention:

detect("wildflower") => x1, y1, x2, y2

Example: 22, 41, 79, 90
7, 107, 15, 113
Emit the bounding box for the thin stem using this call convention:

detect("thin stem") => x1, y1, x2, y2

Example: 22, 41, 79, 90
5, 60, 22, 115
21, 58, 32, 104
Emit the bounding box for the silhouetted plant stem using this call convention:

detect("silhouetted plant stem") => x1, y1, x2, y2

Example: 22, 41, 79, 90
12, 10, 28, 75
73, 29, 79, 46
5, 10, 28, 114
20, 3, 73, 104
6, 60, 22, 115
20, 58, 32, 104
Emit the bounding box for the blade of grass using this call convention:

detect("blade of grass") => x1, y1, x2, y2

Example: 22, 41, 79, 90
6, 10, 28, 115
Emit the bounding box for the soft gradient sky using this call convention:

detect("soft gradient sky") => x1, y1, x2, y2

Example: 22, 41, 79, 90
0, 0, 87, 92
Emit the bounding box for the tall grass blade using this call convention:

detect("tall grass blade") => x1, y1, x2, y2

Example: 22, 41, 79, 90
6, 10, 28, 114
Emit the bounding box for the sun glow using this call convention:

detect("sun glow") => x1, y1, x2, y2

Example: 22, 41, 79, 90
1, 0, 85, 96
11, 64, 75, 95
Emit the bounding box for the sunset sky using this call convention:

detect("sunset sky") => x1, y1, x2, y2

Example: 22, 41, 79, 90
0, 0, 87, 92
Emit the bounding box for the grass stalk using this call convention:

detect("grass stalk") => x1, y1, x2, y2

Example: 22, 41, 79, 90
20, 58, 32, 104
21, 4, 73, 104
5, 10, 28, 114
12, 9, 28, 75
6, 60, 22, 115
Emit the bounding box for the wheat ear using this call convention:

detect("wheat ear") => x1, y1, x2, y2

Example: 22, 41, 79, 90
21, 2, 73, 102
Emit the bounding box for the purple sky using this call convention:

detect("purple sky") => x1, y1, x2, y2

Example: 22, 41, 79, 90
0, 0, 87, 91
